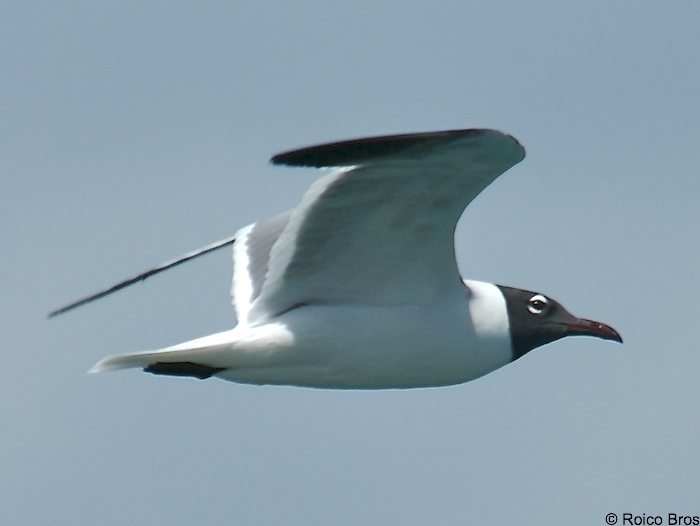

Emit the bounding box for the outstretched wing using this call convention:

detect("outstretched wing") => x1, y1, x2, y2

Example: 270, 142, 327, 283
247, 129, 525, 323
49, 129, 524, 325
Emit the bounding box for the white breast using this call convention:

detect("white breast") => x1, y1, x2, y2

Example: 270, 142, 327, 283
218, 281, 513, 389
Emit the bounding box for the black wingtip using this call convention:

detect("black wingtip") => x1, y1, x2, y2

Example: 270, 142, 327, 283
48, 235, 236, 318
270, 128, 494, 168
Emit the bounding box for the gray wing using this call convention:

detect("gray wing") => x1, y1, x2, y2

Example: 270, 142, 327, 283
49, 129, 524, 324
246, 129, 525, 323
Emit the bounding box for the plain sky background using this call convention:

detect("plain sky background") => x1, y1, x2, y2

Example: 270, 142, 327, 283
3, 1, 699, 525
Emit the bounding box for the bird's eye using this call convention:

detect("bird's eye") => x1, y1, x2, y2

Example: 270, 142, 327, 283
527, 294, 549, 315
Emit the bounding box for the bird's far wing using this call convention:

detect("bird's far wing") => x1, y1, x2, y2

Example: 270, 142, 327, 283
48, 234, 236, 318
230, 211, 292, 324
247, 129, 525, 323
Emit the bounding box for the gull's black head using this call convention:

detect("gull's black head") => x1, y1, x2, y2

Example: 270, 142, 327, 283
497, 285, 622, 360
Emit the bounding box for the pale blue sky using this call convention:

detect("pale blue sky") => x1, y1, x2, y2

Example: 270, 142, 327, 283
3, 2, 700, 525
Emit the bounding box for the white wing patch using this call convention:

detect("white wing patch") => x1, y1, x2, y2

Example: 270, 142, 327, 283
231, 211, 294, 325
231, 223, 255, 325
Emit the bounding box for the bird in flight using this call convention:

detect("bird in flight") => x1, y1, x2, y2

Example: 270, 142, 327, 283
51, 129, 622, 389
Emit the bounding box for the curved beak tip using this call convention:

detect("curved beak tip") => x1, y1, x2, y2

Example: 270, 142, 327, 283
601, 325, 623, 344
569, 319, 623, 344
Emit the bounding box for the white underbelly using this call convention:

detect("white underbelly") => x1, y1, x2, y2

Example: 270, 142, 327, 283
217, 302, 512, 389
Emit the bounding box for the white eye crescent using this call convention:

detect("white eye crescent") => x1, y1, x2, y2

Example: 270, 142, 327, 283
527, 294, 549, 315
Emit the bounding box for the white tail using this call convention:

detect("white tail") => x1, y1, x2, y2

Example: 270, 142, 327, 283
89, 350, 165, 374
88, 329, 239, 376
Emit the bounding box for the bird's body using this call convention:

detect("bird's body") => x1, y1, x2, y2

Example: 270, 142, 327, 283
53, 128, 622, 389
95, 280, 511, 389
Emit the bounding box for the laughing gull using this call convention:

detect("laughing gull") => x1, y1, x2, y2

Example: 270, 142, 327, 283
51, 129, 622, 389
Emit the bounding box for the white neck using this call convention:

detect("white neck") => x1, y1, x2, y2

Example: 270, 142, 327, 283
462, 279, 512, 349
